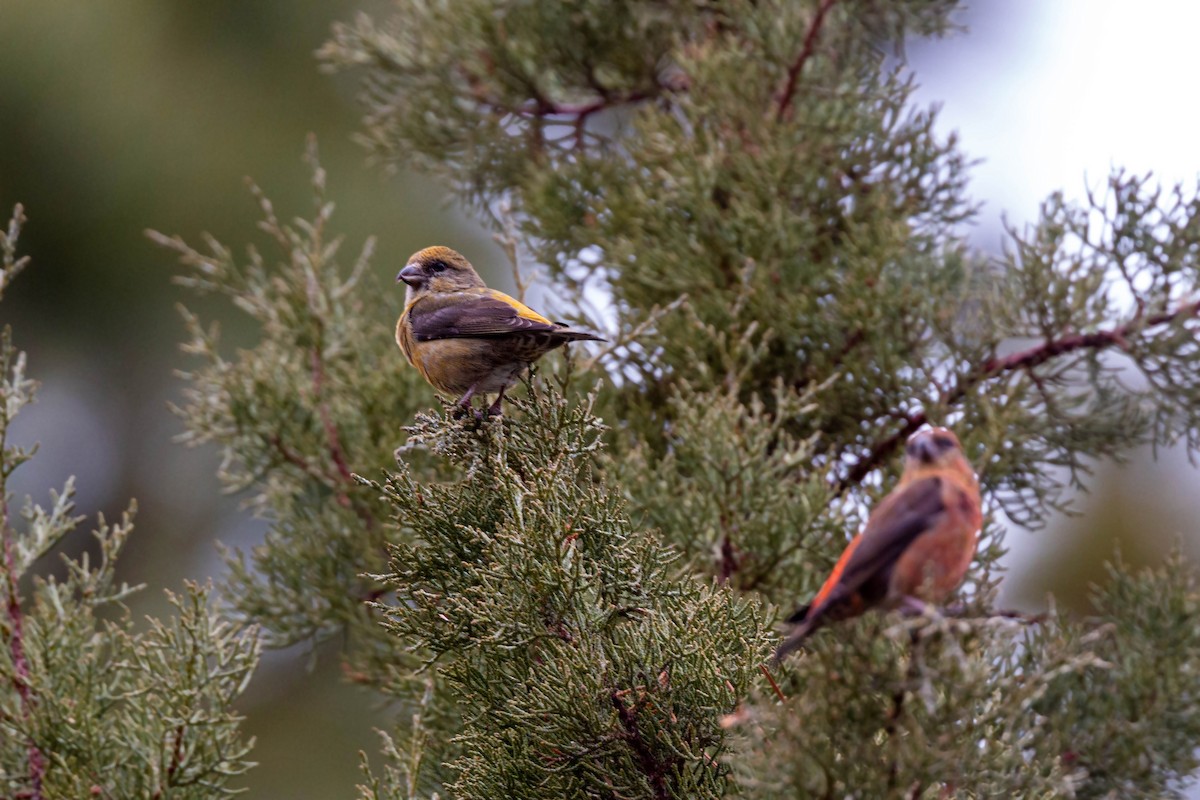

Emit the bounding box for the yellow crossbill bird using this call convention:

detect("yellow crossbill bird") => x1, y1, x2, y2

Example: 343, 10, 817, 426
775, 427, 981, 661
395, 246, 605, 416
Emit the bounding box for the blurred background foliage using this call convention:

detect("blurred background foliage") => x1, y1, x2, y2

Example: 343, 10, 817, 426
1, 1, 1197, 797
0, 2, 498, 795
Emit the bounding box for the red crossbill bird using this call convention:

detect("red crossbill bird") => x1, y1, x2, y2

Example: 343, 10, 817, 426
395, 246, 605, 416
775, 427, 982, 661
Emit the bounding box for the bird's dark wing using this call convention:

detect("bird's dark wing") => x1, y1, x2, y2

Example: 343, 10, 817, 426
408, 291, 560, 341
813, 476, 946, 611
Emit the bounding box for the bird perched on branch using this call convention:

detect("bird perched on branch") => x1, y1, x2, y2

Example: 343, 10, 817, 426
395, 246, 604, 416
775, 427, 981, 661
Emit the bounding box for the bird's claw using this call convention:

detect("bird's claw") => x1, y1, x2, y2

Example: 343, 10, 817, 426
899, 596, 933, 617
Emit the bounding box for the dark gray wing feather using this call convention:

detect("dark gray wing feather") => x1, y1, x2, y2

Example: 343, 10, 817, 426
409, 296, 559, 341
814, 476, 946, 611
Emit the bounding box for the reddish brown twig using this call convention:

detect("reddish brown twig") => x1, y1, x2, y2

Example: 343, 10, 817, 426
839, 413, 927, 492
775, 0, 839, 123
758, 663, 787, 702
270, 433, 338, 486
309, 347, 355, 487
717, 534, 741, 584
527, 88, 658, 120
472, 81, 662, 125
611, 690, 673, 800
151, 723, 187, 800
838, 297, 1200, 491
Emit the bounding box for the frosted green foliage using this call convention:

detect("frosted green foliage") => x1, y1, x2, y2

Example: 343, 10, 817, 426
145, 0, 1200, 796
609, 323, 838, 595
151, 142, 435, 681
1, 206, 258, 799
362, 386, 772, 799
321, 0, 969, 451
739, 553, 1200, 799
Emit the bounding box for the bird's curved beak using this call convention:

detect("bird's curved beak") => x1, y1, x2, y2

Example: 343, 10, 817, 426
397, 265, 423, 287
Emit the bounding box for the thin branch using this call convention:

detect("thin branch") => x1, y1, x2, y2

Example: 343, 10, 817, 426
837, 296, 1200, 491
491, 201, 531, 303
151, 723, 187, 800
269, 434, 338, 487
838, 412, 926, 493
775, 0, 839, 123
305, 347, 384, 549
611, 690, 672, 800
526, 88, 658, 120
953, 606, 1048, 626
467, 64, 689, 156
1, 208, 44, 798
758, 663, 787, 702
578, 294, 689, 373
716, 534, 740, 584
309, 346, 354, 487
470, 81, 662, 126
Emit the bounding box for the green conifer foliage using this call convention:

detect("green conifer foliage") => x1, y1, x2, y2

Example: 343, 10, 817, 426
0, 207, 259, 798
157, 1, 1200, 796
365, 391, 770, 797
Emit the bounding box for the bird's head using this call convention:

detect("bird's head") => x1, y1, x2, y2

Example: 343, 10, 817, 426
397, 246, 486, 299
900, 427, 976, 487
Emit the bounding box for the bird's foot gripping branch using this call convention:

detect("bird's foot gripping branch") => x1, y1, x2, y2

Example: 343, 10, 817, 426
738, 550, 1200, 798
358, 385, 774, 799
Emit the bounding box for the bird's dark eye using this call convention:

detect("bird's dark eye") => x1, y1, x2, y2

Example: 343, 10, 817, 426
428, 260, 447, 273
933, 435, 954, 450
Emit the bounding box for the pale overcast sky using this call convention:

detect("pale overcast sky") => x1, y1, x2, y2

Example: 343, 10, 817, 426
911, 1, 1200, 242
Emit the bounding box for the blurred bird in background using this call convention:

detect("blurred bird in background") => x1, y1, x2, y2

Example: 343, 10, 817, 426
395, 246, 604, 416
776, 427, 982, 661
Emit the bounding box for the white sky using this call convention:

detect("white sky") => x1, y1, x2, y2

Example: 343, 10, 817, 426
910, 0, 1200, 243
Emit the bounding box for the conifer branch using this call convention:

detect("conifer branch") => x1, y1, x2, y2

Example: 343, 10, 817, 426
3, 498, 45, 800
310, 346, 356, 506
471, 81, 664, 126
1, 205, 46, 800
4, 206, 256, 797
151, 724, 186, 800
611, 691, 672, 800
269, 433, 340, 486
838, 296, 1200, 491
758, 664, 787, 703
528, 88, 660, 120
775, 0, 838, 122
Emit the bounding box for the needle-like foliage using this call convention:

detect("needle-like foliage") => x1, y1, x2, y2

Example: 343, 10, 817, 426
0, 206, 259, 799
152, 1, 1200, 796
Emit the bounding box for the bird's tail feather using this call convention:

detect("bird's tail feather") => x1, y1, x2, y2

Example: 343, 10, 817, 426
785, 603, 811, 624
774, 618, 818, 663
557, 329, 606, 342
774, 604, 827, 663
